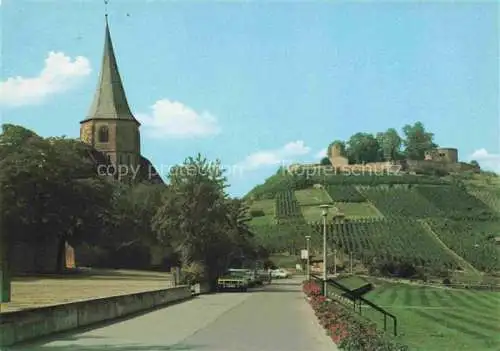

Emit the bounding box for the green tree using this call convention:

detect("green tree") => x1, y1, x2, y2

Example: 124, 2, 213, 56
0, 125, 114, 272
152, 154, 231, 289
346, 133, 381, 164
327, 140, 346, 157
376, 128, 402, 161
402, 121, 437, 160
109, 183, 165, 248
470, 160, 480, 168
320, 157, 331, 166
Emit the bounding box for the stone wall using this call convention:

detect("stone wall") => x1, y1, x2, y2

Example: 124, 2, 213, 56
0, 286, 192, 347
424, 148, 459, 163
406, 160, 475, 173
287, 157, 475, 178
329, 156, 349, 166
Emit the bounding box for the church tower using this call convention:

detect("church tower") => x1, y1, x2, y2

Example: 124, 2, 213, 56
80, 17, 140, 177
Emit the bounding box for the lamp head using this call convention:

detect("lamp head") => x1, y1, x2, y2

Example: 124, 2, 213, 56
319, 204, 331, 217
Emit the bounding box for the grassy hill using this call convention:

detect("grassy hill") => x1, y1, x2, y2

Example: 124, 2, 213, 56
246, 169, 500, 277
246, 168, 500, 350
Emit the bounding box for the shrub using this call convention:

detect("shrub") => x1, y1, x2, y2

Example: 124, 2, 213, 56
181, 262, 205, 285
250, 209, 265, 217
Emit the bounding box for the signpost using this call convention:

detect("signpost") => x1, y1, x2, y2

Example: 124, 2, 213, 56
300, 249, 308, 260
304, 235, 311, 280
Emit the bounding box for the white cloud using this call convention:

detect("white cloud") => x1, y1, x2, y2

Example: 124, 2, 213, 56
315, 148, 327, 159
137, 99, 221, 138
469, 148, 500, 173
237, 140, 311, 170
0, 51, 91, 107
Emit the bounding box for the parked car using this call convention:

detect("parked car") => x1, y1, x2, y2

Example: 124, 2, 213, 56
271, 268, 290, 279
228, 268, 260, 287
217, 270, 249, 292
257, 269, 272, 284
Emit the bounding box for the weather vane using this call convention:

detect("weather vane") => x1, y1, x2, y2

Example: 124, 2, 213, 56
104, 0, 109, 18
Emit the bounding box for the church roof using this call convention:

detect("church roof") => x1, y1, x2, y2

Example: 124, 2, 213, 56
84, 144, 164, 185
82, 18, 140, 125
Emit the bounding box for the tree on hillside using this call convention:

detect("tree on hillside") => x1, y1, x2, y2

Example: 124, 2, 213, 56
320, 157, 331, 166
376, 128, 403, 161
346, 133, 380, 164
327, 140, 346, 157
402, 122, 437, 160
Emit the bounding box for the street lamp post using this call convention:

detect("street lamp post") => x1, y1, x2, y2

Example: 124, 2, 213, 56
0, 235, 10, 303
305, 235, 311, 280
319, 204, 330, 297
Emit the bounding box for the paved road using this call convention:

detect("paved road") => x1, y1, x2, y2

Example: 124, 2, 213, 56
13, 277, 338, 351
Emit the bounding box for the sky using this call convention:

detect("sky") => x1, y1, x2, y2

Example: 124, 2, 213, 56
1, 0, 499, 197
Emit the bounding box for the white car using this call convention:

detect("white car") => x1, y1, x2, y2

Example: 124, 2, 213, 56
271, 269, 290, 279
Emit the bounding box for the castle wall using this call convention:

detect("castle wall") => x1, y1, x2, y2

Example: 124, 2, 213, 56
424, 148, 458, 163
288, 157, 474, 176
406, 160, 474, 173
329, 156, 349, 166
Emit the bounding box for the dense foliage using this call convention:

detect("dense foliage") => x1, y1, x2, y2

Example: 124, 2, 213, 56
325, 121, 435, 164
151, 154, 263, 287
1, 124, 115, 271
1, 125, 264, 280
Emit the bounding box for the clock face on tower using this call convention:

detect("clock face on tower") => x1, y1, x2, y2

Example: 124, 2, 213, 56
81, 123, 93, 144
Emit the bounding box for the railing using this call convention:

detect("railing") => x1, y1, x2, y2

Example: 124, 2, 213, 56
310, 274, 398, 336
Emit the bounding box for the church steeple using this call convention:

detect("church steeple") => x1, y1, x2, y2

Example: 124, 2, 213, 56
79, 15, 141, 175
82, 17, 139, 125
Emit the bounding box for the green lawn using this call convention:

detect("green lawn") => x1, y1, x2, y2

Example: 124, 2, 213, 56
249, 199, 275, 215
294, 188, 333, 206
301, 202, 383, 222
335, 202, 383, 218
358, 282, 500, 350
248, 199, 276, 225
249, 215, 275, 226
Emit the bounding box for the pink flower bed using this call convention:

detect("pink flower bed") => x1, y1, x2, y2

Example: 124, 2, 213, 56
302, 280, 408, 350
